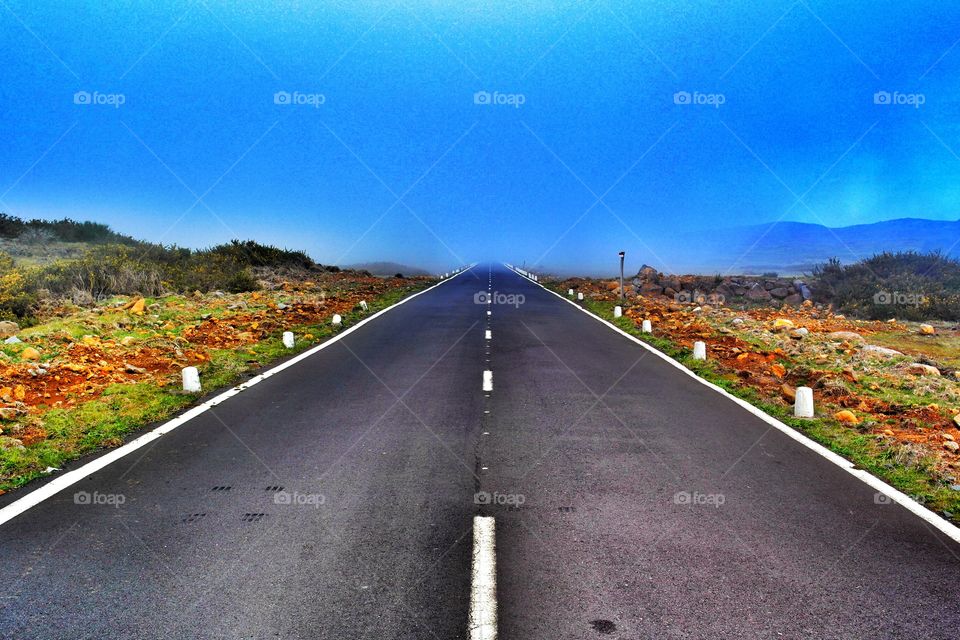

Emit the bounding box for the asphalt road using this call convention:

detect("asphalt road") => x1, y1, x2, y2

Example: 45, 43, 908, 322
1, 264, 959, 639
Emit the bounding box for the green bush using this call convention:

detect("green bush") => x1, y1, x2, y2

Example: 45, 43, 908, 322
0, 216, 328, 319
813, 252, 960, 321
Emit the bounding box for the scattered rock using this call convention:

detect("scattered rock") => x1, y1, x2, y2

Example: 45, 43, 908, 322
770, 287, 789, 299
745, 287, 772, 302
124, 363, 147, 374
861, 344, 903, 357
789, 328, 809, 339
834, 410, 860, 424
954, 415, 960, 429
920, 324, 936, 335
944, 433, 956, 442
0, 436, 24, 450
906, 363, 940, 377
120, 336, 136, 347
731, 318, 745, 325
827, 331, 864, 343
781, 384, 796, 402
773, 318, 794, 330
945, 441, 960, 453
20, 347, 40, 361
0, 320, 19, 338
3, 336, 20, 344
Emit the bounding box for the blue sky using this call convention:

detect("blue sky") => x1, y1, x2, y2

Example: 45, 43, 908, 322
1, 0, 960, 274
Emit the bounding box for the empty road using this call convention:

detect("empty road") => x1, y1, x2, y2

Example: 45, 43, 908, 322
1, 264, 958, 639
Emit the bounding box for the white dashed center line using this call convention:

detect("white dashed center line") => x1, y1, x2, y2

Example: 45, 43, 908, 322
469, 515, 497, 639
482, 370, 493, 392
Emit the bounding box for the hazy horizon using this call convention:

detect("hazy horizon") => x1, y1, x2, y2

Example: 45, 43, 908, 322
3, 1, 960, 274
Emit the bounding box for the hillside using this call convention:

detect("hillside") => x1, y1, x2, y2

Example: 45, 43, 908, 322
649, 218, 960, 274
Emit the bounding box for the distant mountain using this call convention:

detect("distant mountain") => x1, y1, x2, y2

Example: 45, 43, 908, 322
344, 261, 430, 277
652, 218, 960, 275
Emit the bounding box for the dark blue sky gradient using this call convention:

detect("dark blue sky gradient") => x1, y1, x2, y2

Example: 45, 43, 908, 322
2, 0, 960, 273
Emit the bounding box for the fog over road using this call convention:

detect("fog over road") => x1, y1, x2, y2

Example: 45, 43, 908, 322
1, 265, 957, 639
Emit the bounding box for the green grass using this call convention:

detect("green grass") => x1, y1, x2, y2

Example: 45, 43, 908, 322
0, 280, 432, 492
870, 330, 960, 369
550, 285, 960, 521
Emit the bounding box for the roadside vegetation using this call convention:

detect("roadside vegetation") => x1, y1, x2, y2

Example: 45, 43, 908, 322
813, 251, 960, 321
0, 215, 434, 492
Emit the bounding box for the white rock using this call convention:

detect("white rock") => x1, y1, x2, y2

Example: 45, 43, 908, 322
861, 344, 903, 357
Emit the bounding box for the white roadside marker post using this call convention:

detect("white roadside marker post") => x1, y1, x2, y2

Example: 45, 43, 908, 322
282, 331, 295, 348
182, 367, 201, 393
641, 319, 652, 333
693, 341, 707, 361
568, 289, 574, 296
332, 314, 342, 326
359, 300, 368, 312
795, 387, 814, 418
577, 292, 584, 301
614, 306, 622, 318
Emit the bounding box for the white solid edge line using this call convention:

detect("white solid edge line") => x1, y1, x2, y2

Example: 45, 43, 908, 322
0, 266, 477, 529
505, 264, 960, 545
482, 370, 493, 392
469, 515, 497, 640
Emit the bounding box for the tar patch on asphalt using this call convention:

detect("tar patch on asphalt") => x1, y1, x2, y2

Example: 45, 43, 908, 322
241, 513, 266, 522
590, 619, 616, 634
210, 485, 232, 492
182, 513, 207, 523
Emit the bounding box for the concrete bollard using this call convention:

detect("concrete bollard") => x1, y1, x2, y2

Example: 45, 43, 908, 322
614, 306, 622, 318
577, 292, 584, 301
182, 367, 201, 393
692, 341, 707, 360
282, 331, 295, 348
332, 314, 342, 326
359, 300, 368, 312
642, 319, 652, 333
568, 289, 574, 296
794, 387, 814, 418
